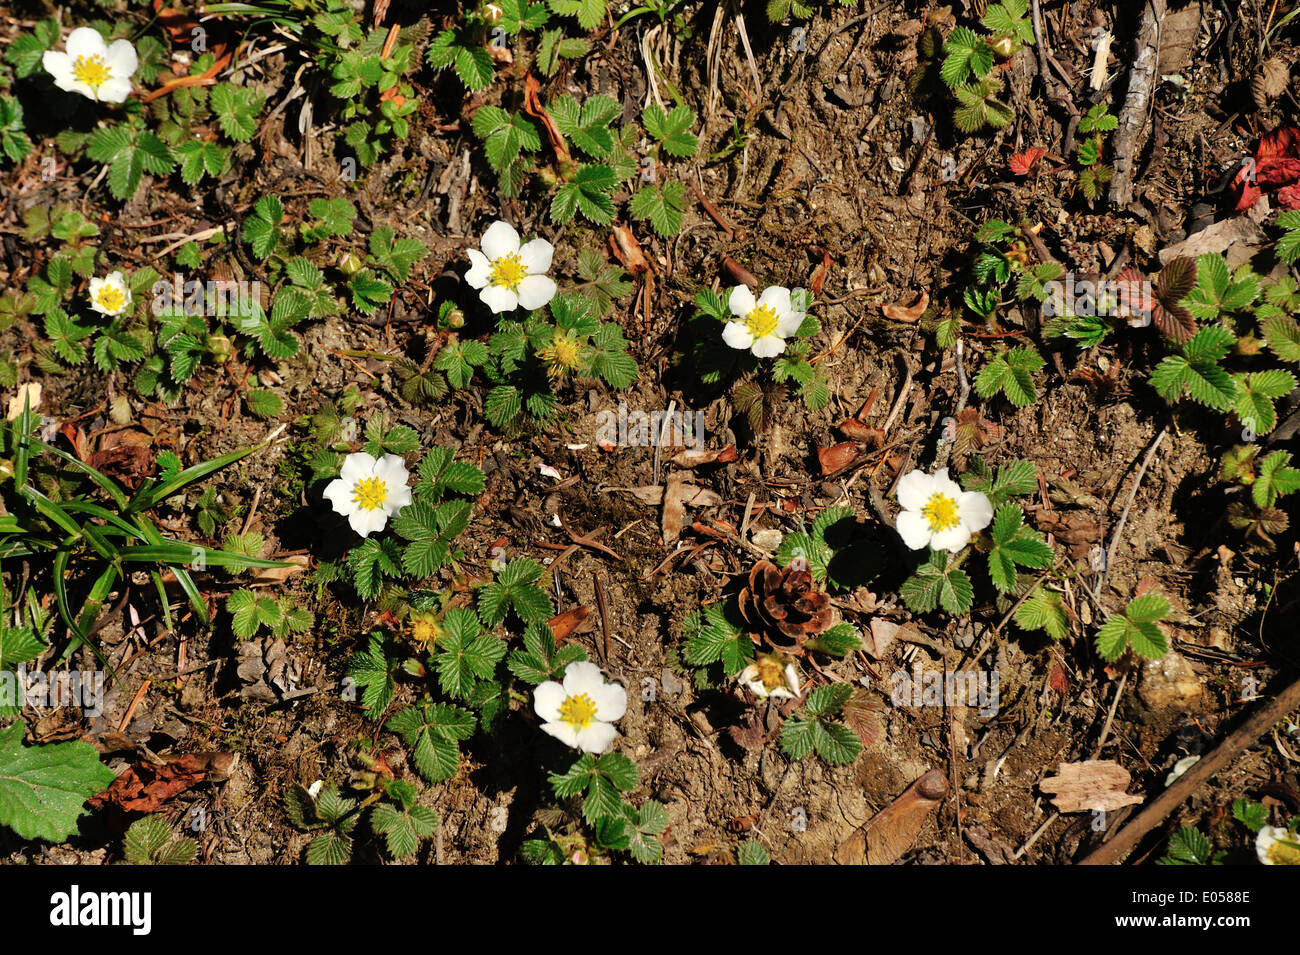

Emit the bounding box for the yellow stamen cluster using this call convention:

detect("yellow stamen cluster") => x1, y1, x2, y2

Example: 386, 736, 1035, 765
559, 692, 598, 729
922, 493, 961, 532
1267, 837, 1300, 865
489, 253, 526, 291
745, 304, 779, 339
73, 55, 111, 89
351, 476, 388, 511
95, 286, 126, 313
541, 333, 583, 377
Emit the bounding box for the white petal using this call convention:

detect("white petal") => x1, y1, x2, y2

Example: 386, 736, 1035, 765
375, 453, 410, 485
744, 678, 769, 698
518, 238, 554, 275
776, 308, 805, 337
386, 485, 412, 514
896, 470, 934, 512
783, 664, 801, 695
757, 286, 792, 315
96, 77, 133, 103
541, 720, 581, 749
479, 285, 518, 314
42, 51, 72, 83
465, 249, 491, 288
895, 509, 933, 550
104, 39, 138, 81
959, 491, 994, 532
750, 334, 786, 358
728, 284, 756, 317
1257, 827, 1286, 865
481, 220, 520, 260
589, 681, 626, 723
65, 28, 107, 61
930, 523, 972, 554
533, 681, 565, 723
516, 274, 557, 310
931, 467, 963, 500
573, 722, 618, 754
323, 478, 352, 515
562, 661, 604, 697
339, 452, 376, 485
348, 508, 388, 537
722, 322, 753, 350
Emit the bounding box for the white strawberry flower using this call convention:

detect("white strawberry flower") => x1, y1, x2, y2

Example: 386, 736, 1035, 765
739, 653, 801, 700
1256, 826, 1300, 865
42, 27, 137, 104
88, 271, 132, 317
895, 467, 993, 553
323, 451, 412, 537
533, 661, 626, 754
465, 220, 557, 314
722, 285, 804, 358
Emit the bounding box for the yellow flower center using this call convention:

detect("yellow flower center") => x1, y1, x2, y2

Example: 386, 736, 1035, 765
745, 304, 780, 340
95, 285, 126, 313
559, 692, 598, 729
73, 54, 112, 90
922, 493, 961, 532
489, 253, 526, 291
542, 332, 583, 376
754, 655, 787, 693
352, 476, 388, 511
1267, 836, 1300, 865
409, 615, 442, 649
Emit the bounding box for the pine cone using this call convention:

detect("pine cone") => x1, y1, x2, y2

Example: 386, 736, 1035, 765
738, 558, 833, 651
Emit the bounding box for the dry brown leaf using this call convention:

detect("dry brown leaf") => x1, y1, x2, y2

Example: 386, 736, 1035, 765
662, 472, 723, 543
670, 445, 738, 468
836, 768, 948, 864
252, 554, 310, 584
608, 225, 650, 276
1039, 760, 1144, 813
867, 618, 901, 658
818, 442, 862, 476
6, 383, 41, 420
548, 606, 592, 642
881, 290, 929, 322
88, 753, 234, 813
1157, 215, 1268, 270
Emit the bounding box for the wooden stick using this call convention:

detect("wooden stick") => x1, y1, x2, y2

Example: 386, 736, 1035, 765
1108, 0, 1166, 206
1079, 673, 1300, 865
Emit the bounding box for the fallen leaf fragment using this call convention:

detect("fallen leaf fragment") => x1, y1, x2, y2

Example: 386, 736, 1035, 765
662, 472, 723, 543
835, 768, 948, 864
670, 445, 737, 468
1039, 760, 1144, 813
881, 290, 929, 322
818, 441, 863, 476
548, 606, 592, 642
89, 752, 236, 813
6, 383, 41, 420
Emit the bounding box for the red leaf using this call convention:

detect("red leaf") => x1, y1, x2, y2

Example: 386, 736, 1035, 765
1008, 147, 1046, 176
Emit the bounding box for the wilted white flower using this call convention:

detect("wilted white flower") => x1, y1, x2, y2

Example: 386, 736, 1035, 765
1163, 754, 1200, 787
42, 27, 137, 104
88, 271, 132, 317
323, 451, 412, 537
895, 467, 993, 553
533, 661, 626, 754
722, 285, 804, 358
739, 653, 801, 700
1256, 826, 1300, 865
465, 220, 557, 314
